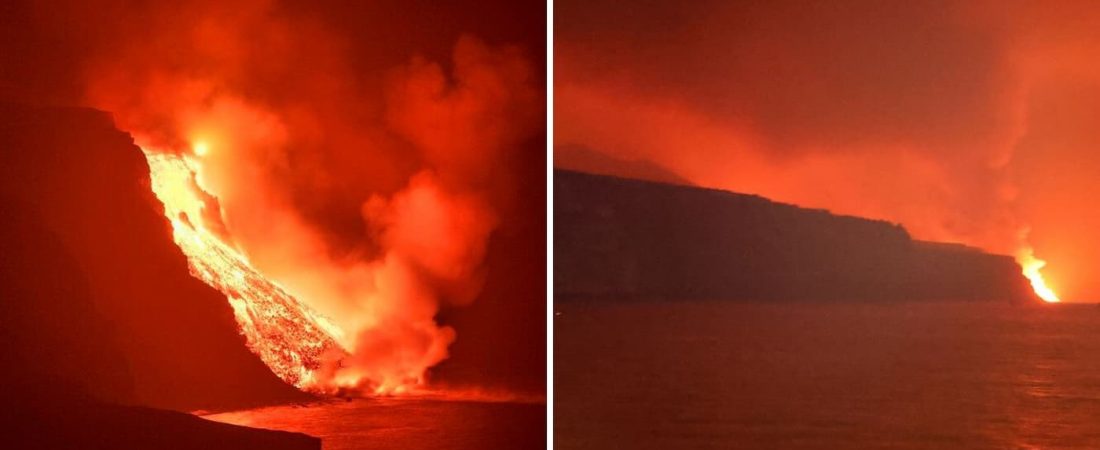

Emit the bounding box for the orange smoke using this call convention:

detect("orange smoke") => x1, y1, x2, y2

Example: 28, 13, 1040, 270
73, 0, 539, 394
143, 149, 346, 389
555, 0, 1096, 302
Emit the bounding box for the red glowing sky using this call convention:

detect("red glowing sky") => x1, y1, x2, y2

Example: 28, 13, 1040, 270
0, 0, 546, 393
555, 0, 1100, 301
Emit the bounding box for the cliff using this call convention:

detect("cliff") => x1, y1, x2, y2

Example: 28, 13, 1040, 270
0, 102, 310, 410
554, 169, 1038, 302
0, 102, 319, 446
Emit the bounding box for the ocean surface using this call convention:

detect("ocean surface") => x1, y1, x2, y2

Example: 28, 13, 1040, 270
555, 301, 1100, 449
204, 395, 546, 450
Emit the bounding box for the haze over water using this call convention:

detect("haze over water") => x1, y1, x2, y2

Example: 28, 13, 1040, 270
205, 396, 545, 450
555, 301, 1100, 449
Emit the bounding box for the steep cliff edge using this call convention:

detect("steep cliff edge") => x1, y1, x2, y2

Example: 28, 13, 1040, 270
0, 102, 309, 411
554, 169, 1038, 302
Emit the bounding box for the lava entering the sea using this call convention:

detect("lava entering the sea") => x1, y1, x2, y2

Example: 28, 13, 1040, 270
1017, 247, 1060, 303
142, 147, 349, 391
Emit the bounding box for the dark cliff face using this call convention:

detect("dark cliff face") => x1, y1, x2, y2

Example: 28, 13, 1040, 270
0, 148, 318, 448
0, 203, 132, 402
0, 102, 307, 411
554, 169, 1038, 303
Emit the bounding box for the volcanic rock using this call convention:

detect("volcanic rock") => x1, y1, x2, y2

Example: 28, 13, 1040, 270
0, 102, 308, 410
554, 169, 1038, 302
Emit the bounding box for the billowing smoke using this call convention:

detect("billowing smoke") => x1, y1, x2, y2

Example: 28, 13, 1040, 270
38, 0, 540, 392
556, 0, 1100, 300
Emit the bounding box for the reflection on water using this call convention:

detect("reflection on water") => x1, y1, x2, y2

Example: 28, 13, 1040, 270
204, 394, 545, 450
555, 301, 1100, 449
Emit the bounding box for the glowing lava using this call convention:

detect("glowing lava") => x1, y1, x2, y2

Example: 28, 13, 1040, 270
142, 147, 348, 390
192, 140, 209, 156
1017, 247, 1060, 303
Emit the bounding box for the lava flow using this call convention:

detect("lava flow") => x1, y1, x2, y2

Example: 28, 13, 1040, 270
1018, 247, 1060, 303
143, 147, 349, 390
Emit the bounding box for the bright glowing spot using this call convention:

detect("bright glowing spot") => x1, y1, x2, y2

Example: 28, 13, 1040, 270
141, 146, 347, 390
1017, 247, 1060, 303
193, 141, 209, 156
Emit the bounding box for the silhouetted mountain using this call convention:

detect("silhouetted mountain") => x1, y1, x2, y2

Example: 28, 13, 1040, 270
555, 169, 1038, 302
0, 192, 317, 448
554, 144, 692, 186
0, 102, 309, 411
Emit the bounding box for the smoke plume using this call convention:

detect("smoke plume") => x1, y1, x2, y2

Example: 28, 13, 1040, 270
556, 0, 1100, 300
31, 0, 541, 392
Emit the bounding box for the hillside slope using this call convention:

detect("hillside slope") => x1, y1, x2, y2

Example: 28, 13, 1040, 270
555, 169, 1038, 302
0, 102, 308, 411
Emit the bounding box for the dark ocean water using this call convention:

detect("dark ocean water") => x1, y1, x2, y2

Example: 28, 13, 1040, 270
204, 396, 546, 450
555, 301, 1100, 449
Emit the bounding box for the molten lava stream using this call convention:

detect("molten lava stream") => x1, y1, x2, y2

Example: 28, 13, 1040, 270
1018, 248, 1060, 303
142, 148, 348, 391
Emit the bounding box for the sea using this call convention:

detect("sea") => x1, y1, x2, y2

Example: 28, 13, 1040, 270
203, 394, 546, 450
554, 301, 1100, 449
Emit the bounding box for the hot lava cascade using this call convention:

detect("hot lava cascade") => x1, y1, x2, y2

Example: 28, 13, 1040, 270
116, 35, 539, 394
40, 0, 544, 396
1017, 247, 1060, 303
143, 148, 349, 391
